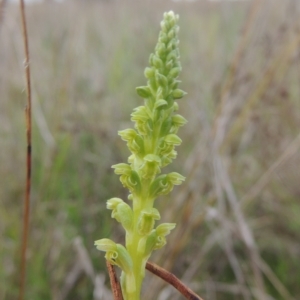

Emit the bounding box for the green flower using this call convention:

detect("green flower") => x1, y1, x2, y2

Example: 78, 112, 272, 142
112, 164, 142, 194
107, 198, 133, 231
140, 154, 161, 179
95, 11, 186, 300
94, 239, 133, 274
143, 223, 176, 256
149, 172, 186, 198
137, 208, 161, 235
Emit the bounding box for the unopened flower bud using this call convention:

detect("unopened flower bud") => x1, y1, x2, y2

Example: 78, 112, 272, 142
136, 86, 152, 99
172, 89, 187, 99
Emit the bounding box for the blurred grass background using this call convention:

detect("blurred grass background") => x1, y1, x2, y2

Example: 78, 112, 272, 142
1, 0, 300, 299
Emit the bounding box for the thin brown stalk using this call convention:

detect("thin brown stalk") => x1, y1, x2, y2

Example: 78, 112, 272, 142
106, 261, 124, 300
146, 261, 204, 300
18, 0, 32, 300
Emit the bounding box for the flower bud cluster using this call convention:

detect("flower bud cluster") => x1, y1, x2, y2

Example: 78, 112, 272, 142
115, 11, 187, 201
95, 11, 186, 300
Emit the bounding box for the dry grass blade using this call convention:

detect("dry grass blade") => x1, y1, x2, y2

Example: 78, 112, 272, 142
60, 237, 112, 300
212, 0, 262, 138
18, 0, 32, 300
146, 261, 204, 300
242, 133, 300, 205
221, 32, 300, 151
214, 156, 266, 298
257, 257, 295, 300
0, 0, 7, 28
217, 226, 249, 299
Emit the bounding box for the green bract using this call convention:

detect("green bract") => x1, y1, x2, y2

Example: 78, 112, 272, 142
95, 11, 186, 300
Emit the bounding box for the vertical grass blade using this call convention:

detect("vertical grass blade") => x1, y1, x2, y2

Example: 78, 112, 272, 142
18, 0, 32, 299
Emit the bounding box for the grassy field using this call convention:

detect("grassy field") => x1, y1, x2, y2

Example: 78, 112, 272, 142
1, 0, 300, 299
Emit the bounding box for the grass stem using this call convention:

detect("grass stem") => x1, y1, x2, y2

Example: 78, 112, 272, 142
18, 0, 32, 299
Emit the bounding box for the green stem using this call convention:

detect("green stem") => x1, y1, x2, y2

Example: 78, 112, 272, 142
123, 189, 155, 300
123, 203, 144, 299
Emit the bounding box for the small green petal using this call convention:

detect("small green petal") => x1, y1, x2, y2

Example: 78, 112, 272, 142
94, 238, 117, 252
159, 32, 168, 43
106, 197, 124, 210
172, 89, 187, 99
166, 50, 177, 62
156, 223, 176, 236
112, 163, 132, 175
155, 72, 168, 87
154, 99, 168, 109
143, 154, 161, 163
160, 20, 168, 32
172, 114, 188, 127
153, 235, 166, 250
118, 129, 137, 142
115, 244, 133, 274
152, 55, 164, 69
165, 60, 173, 71
168, 67, 180, 78
131, 106, 150, 121
156, 43, 166, 57
143, 230, 157, 256
152, 223, 176, 250
107, 198, 133, 231
136, 86, 152, 98
138, 208, 161, 235
173, 102, 179, 111
144, 67, 155, 79
167, 172, 185, 185
160, 118, 172, 136
164, 134, 182, 146
128, 170, 142, 193
140, 154, 161, 179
